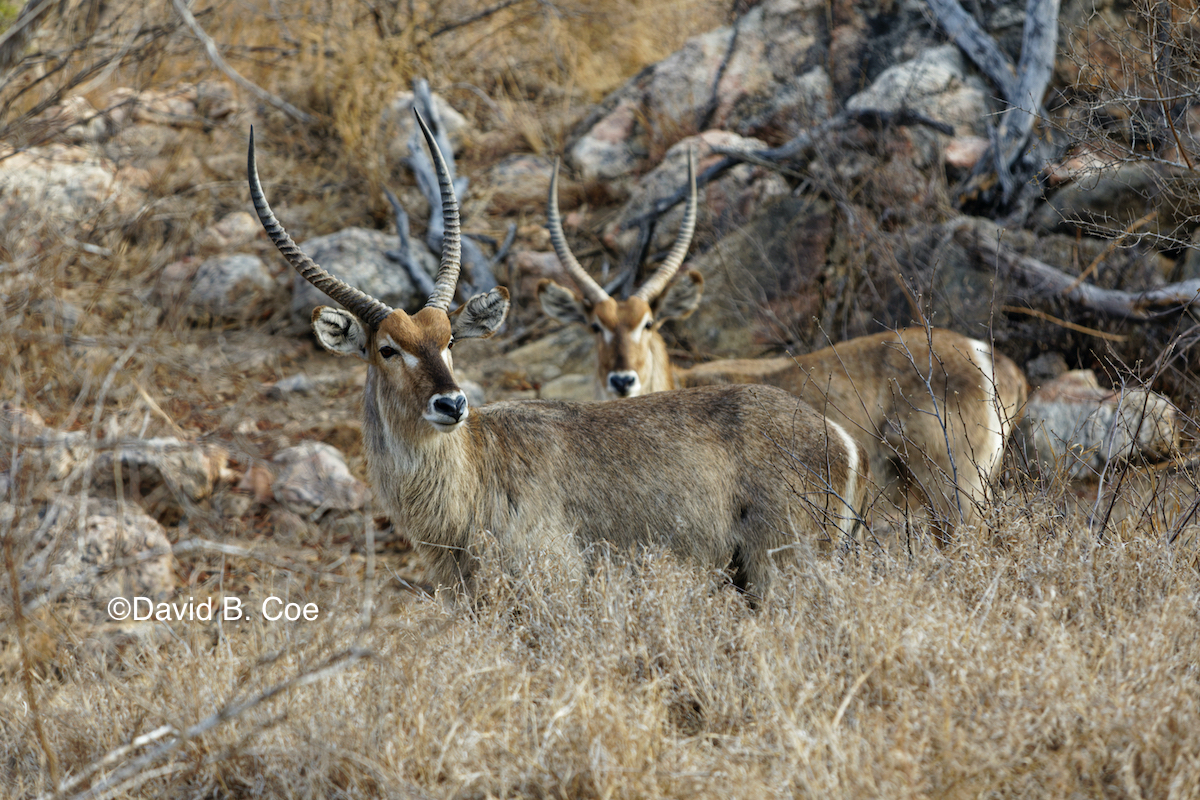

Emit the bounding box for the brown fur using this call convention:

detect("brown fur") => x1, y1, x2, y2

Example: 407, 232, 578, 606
340, 305, 870, 599
539, 273, 1027, 534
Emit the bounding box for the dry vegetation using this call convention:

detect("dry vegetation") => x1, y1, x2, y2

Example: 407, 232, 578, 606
3, 0, 1200, 797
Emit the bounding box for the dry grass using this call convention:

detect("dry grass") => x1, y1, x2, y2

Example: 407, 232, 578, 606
5, 1, 1200, 798
4, 506, 1200, 798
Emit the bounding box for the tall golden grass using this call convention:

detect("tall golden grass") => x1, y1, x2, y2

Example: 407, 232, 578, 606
4, 510, 1200, 797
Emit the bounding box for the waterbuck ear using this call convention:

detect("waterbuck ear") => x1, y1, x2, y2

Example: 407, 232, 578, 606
537, 279, 589, 325
450, 287, 510, 341
312, 306, 370, 361
652, 270, 704, 325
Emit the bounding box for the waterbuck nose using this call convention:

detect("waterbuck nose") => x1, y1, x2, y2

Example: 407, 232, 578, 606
608, 373, 637, 396
432, 393, 467, 420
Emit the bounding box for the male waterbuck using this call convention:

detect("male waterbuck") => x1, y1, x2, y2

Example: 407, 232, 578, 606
248, 115, 869, 598
537, 153, 1027, 536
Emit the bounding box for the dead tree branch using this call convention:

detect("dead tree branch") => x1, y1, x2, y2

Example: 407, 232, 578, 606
168, 0, 315, 125
383, 187, 437, 300
926, 0, 1059, 203
957, 223, 1200, 320
405, 79, 497, 296
620, 108, 953, 232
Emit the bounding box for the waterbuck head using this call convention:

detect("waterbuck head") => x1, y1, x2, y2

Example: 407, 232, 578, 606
248, 113, 509, 433
537, 152, 703, 398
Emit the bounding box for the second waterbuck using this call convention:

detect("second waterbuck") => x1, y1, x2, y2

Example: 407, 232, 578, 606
249, 114, 869, 599
538, 153, 1027, 537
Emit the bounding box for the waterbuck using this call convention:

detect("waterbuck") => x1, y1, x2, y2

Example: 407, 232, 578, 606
537, 153, 1027, 536
248, 114, 869, 598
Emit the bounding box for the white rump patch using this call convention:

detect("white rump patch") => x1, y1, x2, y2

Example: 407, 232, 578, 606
966, 338, 1004, 479
828, 419, 860, 537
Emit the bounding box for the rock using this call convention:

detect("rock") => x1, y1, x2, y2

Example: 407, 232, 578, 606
194, 80, 240, 121
92, 438, 228, 502
1033, 161, 1200, 243
159, 253, 275, 322
289, 227, 437, 326
481, 154, 555, 214
198, 211, 261, 251
1025, 352, 1069, 386
507, 325, 596, 384
272, 442, 369, 518
571, 99, 644, 182
945, 136, 990, 171
381, 90, 471, 165
568, 0, 838, 181
674, 193, 837, 355
1016, 370, 1180, 480
265, 373, 318, 399
512, 248, 574, 299
0, 144, 144, 234
46, 498, 175, 607
845, 45, 989, 138
603, 131, 789, 255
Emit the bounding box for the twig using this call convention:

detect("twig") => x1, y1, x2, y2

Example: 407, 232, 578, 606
697, 12, 741, 130
431, 0, 526, 38
1062, 210, 1157, 295
167, 0, 314, 125
0, 0, 56, 72
57, 648, 370, 800
1001, 305, 1128, 341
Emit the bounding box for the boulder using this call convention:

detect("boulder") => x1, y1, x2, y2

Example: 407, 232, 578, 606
272, 442, 369, 518
289, 227, 438, 326
0, 144, 144, 236
1016, 370, 1180, 479
160, 254, 276, 321
46, 498, 175, 607
198, 211, 261, 251
603, 131, 789, 255
92, 437, 228, 502
568, 0, 838, 181
845, 45, 989, 138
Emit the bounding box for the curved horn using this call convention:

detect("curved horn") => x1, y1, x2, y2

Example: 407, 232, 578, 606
413, 110, 461, 311
547, 159, 609, 305
248, 128, 393, 329
635, 147, 697, 301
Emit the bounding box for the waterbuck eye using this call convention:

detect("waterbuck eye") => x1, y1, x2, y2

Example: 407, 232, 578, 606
590, 322, 601, 333
644, 319, 654, 329
447, 336, 456, 350
379, 345, 399, 359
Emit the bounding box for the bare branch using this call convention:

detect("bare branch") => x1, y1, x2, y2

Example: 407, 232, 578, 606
168, 0, 315, 125
0, 0, 56, 73
431, 0, 526, 38
957, 223, 1200, 320
383, 186, 437, 299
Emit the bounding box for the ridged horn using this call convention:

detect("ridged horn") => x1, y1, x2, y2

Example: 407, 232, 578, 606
635, 147, 697, 301
547, 159, 610, 305
413, 110, 461, 311
247, 128, 393, 329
